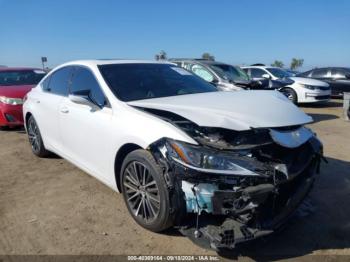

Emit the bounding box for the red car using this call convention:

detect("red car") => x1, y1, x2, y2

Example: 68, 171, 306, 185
0, 68, 46, 128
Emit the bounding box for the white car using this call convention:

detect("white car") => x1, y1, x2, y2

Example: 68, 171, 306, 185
23, 60, 323, 250
242, 66, 331, 104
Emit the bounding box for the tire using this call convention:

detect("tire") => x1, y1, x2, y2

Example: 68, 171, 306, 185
0, 126, 9, 131
27, 115, 50, 157
282, 87, 298, 104
120, 149, 173, 232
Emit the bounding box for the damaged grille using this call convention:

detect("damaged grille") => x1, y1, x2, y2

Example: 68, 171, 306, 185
254, 141, 315, 183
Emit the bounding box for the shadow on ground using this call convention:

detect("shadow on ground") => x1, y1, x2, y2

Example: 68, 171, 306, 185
195, 157, 350, 260
301, 100, 343, 109
0, 126, 26, 133
307, 113, 339, 123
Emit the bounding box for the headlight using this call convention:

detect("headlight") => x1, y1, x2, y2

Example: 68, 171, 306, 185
0, 96, 23, 105
301, 84, 316, 90
166, 140, 260, 176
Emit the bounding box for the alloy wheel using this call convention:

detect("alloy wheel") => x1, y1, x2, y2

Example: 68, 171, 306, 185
123, 161, 160, 223
27, 117, 41, 153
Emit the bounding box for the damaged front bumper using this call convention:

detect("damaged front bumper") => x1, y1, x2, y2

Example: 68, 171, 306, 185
179, 170, 315, 250
148, 127, 323, 250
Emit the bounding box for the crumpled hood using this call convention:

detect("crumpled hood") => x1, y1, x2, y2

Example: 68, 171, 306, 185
128, 90, 313, 131
290, 76, 329, 87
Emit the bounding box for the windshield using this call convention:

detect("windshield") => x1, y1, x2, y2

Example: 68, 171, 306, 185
209, 64, 250, 81
266, 68, 293, 78
0, 70, 46, 86
98, 63, 218, 102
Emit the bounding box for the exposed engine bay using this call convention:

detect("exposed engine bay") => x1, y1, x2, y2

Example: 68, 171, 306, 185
142, 107, 324, 250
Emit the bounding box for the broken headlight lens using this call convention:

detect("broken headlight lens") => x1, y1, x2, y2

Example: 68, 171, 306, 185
166, 140, 259, 176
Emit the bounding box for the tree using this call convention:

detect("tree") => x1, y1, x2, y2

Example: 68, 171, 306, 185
155, 50, 167, 61
201, 52, 215, 61
271, 60, 284, 68
290, 58, 304, 70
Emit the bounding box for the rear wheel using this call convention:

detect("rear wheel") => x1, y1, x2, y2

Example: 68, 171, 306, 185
27, 115, 50, 157
120, 149, 173, 232
282, 88, 298, 104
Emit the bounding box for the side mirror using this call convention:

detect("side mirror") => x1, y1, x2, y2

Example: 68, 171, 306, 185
69, 94, 100, 110
345, 73, 350, 80
262, 73, 271, 79
210, 78, 219, 86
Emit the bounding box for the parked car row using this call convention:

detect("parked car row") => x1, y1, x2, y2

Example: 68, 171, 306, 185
16, 59, 325, 251
170, 59, 333, 104
242, 65, 331, 104
0, 67, 46, 129
297, 67, 350, 97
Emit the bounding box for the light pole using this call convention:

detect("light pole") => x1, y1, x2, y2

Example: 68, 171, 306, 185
41, 57, 47, 71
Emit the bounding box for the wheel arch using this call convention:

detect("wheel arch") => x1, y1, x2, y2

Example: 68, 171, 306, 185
114, 143, 143, 192
281, 86, 298, 104
24, 112, 33, 129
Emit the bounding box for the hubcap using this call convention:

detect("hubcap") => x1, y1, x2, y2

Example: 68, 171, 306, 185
283, 91, 294, 101
27, 118, 40, 153
123, 161, 160, 222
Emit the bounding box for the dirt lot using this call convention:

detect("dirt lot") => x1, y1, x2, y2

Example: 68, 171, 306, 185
1, 100, 350, 261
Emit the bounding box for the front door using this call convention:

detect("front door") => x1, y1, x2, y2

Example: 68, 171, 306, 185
59, 66, 114, 184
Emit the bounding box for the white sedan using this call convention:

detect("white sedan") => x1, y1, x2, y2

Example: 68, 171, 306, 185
23, 60, 323, 250
242, 66, 331, 104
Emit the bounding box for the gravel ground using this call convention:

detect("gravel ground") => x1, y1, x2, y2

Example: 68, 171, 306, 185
0, 99, 349, 261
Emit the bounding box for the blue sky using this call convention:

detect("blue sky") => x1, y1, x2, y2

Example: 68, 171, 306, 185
0, 0, 349, 70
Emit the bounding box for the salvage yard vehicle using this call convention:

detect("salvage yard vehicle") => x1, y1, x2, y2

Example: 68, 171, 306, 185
170, 59, 271, 91
243, 66, 331, 104
23, 60, 324, 250
297, 67, 350, 98
0, 67, 46, 129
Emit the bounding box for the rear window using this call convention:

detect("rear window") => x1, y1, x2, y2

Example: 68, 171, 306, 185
0, 70, 46, 86
98, 63, 217, 102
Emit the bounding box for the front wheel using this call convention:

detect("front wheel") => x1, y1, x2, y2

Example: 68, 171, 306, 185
281, 88, 298, 104
27, 115, 50, 157
120, 149, 173, 232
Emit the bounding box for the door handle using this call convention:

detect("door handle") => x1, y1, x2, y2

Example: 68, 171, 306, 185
60, 107, 69, 113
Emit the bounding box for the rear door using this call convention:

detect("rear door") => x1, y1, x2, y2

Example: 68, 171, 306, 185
59, 66, 114, 183
310, 68, 330, 81
35, 66, 73, 151
329, 68, 350, 95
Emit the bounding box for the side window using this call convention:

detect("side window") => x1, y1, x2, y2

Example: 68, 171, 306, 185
182, 62, 192, 71
70, 67, 106, 107
48, 67, 73, 96
311, 68, 328, 78
190, 64, 214, 82
298, 70, 312, 77
172, 62, 182, 67
41, 76, 51, 91
331, 68, 346, 79
250, 68, 265, 78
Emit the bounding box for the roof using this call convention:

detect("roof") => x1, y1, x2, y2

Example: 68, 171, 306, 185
0, 67, 42, 72
311, 66, 350, 70
170, 58, 232, 67
241, 65, 276, 69
60, 59, 172, 68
